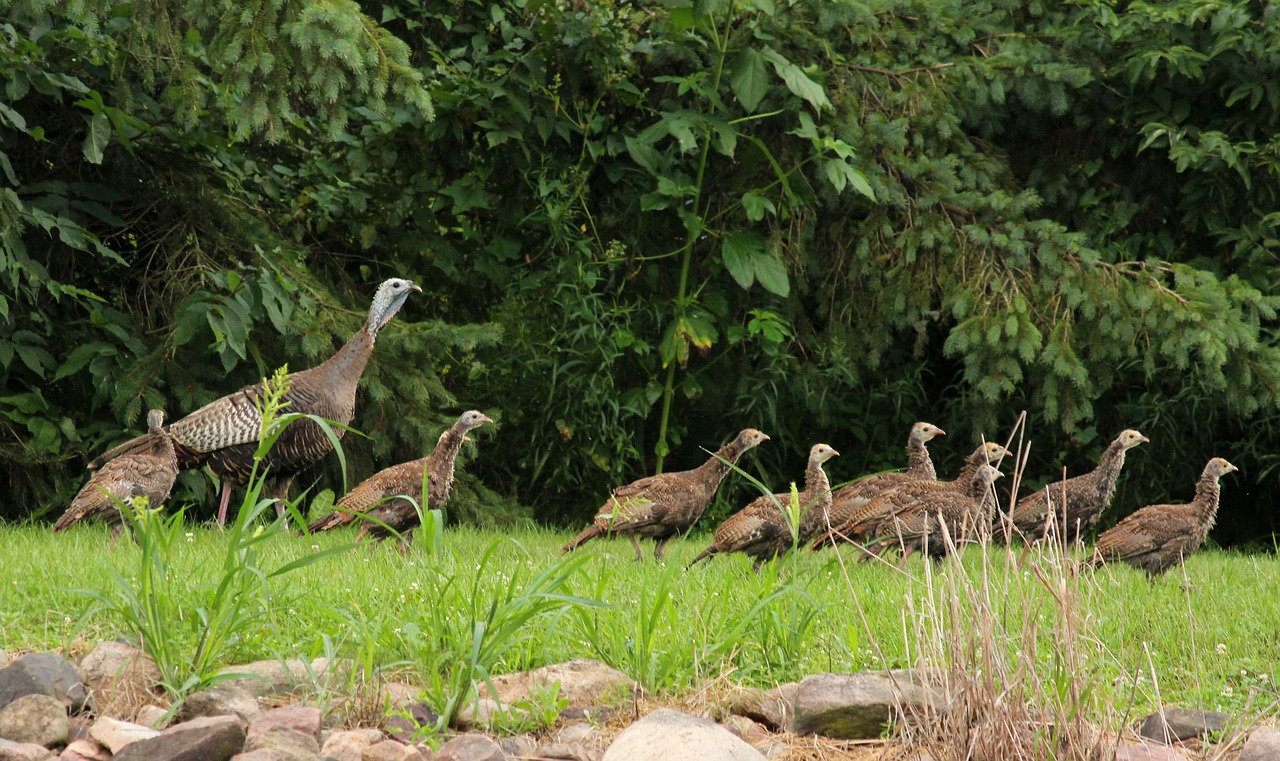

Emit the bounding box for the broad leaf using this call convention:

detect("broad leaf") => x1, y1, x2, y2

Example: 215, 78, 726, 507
730, 48, 769, 113
753, 253, 790, 297
82, 112, 110, 164
722, 234, 757, 289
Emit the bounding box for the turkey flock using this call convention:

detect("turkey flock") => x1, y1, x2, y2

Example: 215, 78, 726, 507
59, 277, 1238, 578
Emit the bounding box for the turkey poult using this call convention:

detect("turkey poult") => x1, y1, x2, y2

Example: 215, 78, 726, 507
811, 441, 1010, 550
306, 411, 493, 551
1004, 429, 1149, 544
1088, 457, 1237, 578
688, 443, 839, 571
821, 422, 945, 536
55, 409, 178, 548
91, 278, 421, 525
562, 429, 770, 561
864, 464, 1004, 566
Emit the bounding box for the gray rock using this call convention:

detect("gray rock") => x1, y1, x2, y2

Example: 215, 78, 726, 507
178, 686, 259, 723
245, 726, 320, 761
113, 715, 247, 761
0, 738, 53, 761
722, 683, 797, 730
496, 735, 537, 758
1113, 744, 1190, 760
217, 659, 342, 699
317, 730, 375, 761
245, 707, 320, 746
556, 722, 596, 744
1137, 707, 1231, 744
0, 654, 86, 712
788, 672, 939, 739
0, 655, 9, 671
435, 734, 504, 761
478, 659, 636, 710
0, 694, 67, 747
534, 743, 596, 761
88, 717, 161, 754
77, 642, 161, 715
1240, 726, 1280, 761
601, 709, 765, 761
136, 705, 171, 729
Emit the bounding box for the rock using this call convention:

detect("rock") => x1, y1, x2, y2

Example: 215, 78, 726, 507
533, 743, 596, 761
380, 683, 419, 711
496, 735, 537, 758
719, 715, 770, 747
1113, 744, 1190, 761
361, 740, 424, 761
319, 731, 376, 761
0, 655, 9, 671
1137, 707, 1231, 744
434, 734, 505, 761
0, 738, 53, 761
218, 659, 342, 699
245, 726, 321, 761
788, 672, 939, 739
113, 715, 248, 761
557, 705, 614, 723
60, 740, 110, 761
477, 659, 636, 710
453, 699, 499, 729
136, 705, 171, 729
722, 684, 797, 730
601, 709, 765, 761
245, 707, 320, 746
1240, 726, 1280, 761
385, 703, 439, 743
88, 717, 160, 754
0, 654, 86, 712
0, 694, 68, 747
178, 686, 259, 723
556, 722, 596, 744
230, 752, 287, 761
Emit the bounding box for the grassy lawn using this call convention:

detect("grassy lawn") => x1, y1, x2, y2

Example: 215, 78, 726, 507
1, 519, 1277, 729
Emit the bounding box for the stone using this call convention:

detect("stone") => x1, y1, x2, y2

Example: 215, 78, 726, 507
496, 735, 537, 758
719, 715, 770, 747
1240, 726, 1280, 761
245, 707, 320, 746
178, 685, 259, 723
0, 655, 9, 671
230, 752, 286, 761
1137, 707, 1231, 744
556, 722, 596, 744
60, 741, 110, 761
0, 694, 67, 747
477, 659, 636, 710
0, 738, 53, 761
0, 654, 86, 711
453, 699, 499, 729
380, 683, 419, 711
77, 642, 161, 717
385, 703, 439, 743
217, 659, 342, 698
245, 726, 320, 761
533, 743, 596, 761
434, 735, 505, 761
318, 731, 375, 761
557, 705, 614, 723
788, 672, 939, 739
722, 683, 797, 730
601, 709, 766, 761
136, 705, 171, 729
88, 717, 160, 754
1113, 744, 1190, 761
113, 715, 247, 761
362, 740, 423, 761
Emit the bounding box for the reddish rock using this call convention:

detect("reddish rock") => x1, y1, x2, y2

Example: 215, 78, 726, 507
434, 734, 504, 761
319, 731, 376, 761
245, 707, 320, 746
87, 717, 160, 754
59, 740, 110, 761
1240, 726, 1280, 761
0, 738, 53, 761
477, 660, 636, 710
113, 715, 247, 761
1114, 744, 1190, 761
362, 740, 424, 761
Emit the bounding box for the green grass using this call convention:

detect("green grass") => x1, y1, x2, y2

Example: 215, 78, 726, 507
1, 521, 1277, 727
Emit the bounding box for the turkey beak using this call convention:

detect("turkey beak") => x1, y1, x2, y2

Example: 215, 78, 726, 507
480, 414, 494, 424
1139, 435, 1150, 444
408, 282, 423, 293
935, 428, 947, 437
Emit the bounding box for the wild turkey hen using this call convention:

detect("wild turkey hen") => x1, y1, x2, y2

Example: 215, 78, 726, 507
562, 428, 770, 561
305, 410, 492, 548
1004, 429, 1148, 544
1088, 457, 1236, 578
821, 422, 945, 536
55, 409, 178, 547
688, 443, 839, 570
864, 464, 1003, 566
811, 441, 1010, 550
91, 278, 420, 524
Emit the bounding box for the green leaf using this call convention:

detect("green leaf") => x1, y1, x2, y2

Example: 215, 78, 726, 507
741, 192, 776, 222
83, 112, 110, 164
753, 253, 790, 297
762, 48, 831, 113
730, 49, 769, 113
625, 136, 663, 174
824, 158, 848, 193
722, 234, 757, 289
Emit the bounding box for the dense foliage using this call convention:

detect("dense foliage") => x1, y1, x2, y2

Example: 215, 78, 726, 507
3, 0, 1278, 545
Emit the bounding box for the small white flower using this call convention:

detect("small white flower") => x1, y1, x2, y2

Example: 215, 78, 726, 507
311, 544, 320, 551
1221, 686, 1233, 697
1216, 643, 1227, 655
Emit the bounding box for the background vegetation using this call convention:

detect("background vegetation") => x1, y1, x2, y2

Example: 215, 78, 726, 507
3, 0, 1279, 546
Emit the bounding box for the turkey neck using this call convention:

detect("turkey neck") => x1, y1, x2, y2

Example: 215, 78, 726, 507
1190, 468, 1224, 536
1088, 438, 1130, 504
797, 458, 833, 536
429, 422, 469, 483
905, 438, 936, 479
307, 328, 375, 421
693, 436, 755, 491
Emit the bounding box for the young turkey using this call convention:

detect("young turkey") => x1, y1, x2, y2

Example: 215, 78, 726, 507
811, 441, 1010, 550
306, 411, 492, 552
91, 278, 420, 525
820, 421, 945, 539
865, 464, 1004, 566
1088, 457, 1236, 578
55, 409, 178, 548
688, 443, 839, 570
1004, 429, 1148, 544
561, 429, 770, 561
